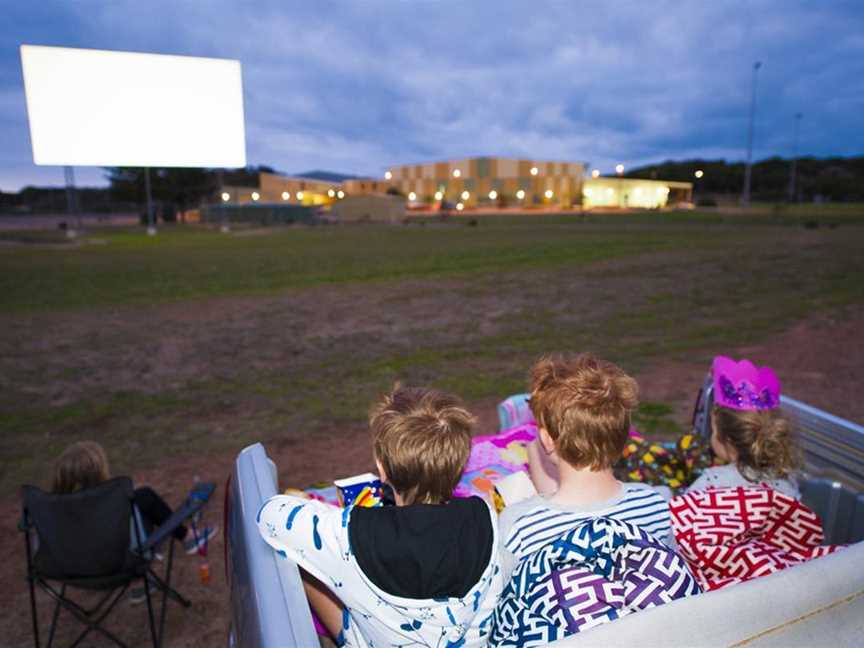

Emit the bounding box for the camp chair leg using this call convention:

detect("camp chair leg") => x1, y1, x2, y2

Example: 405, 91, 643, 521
45, 585, 64, 648
143, 573, 159, 648
24, 526, 41, 648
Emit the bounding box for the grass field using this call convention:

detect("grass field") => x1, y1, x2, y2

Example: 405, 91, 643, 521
1, 209, 863, 493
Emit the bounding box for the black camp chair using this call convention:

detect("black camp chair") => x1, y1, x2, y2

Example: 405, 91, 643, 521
20, 477, 215, 648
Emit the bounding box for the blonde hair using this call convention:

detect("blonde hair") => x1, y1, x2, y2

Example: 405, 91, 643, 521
529, 353, 639, 470
712, 406, 800, 480
52, 441, 110, 494
370, 385, 474, 505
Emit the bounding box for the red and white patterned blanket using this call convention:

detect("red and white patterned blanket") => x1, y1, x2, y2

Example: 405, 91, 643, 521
670, 487, 841, 591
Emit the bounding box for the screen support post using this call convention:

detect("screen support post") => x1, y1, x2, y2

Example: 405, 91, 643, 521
144, 167, 157, 236
63, 165, 81, 235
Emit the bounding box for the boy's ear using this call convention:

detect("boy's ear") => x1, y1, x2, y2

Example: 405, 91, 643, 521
538, 427, 556, 455
375, 459, 389, 485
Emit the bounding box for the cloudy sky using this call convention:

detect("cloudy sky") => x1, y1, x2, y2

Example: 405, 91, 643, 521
2, 0, 863, 190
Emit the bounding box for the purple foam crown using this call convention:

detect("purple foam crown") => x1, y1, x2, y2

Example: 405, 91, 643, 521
712, 355, 781, 411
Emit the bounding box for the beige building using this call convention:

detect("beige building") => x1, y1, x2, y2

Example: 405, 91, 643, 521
381, 157, 586, 209
582, 177, 693, 209
222, 172, 342, 206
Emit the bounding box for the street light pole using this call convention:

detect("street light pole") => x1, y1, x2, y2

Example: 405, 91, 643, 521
741, 61, 762, 207
788, 112, 802, 202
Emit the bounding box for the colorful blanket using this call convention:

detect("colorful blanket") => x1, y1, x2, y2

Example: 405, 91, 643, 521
491, 517, 700, 647
670, 487, 841, 591
453, 423, 538, 500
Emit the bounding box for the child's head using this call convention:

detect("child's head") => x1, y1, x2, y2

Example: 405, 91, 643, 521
529, 353, 639, 470
710, 356, 799, 479
52, 440, 110, 494
369, 385, 475, 506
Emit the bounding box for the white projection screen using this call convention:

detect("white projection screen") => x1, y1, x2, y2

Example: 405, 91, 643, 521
20, 45, 246, 168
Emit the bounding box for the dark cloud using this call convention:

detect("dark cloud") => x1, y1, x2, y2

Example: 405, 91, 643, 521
2, 0, 862, 190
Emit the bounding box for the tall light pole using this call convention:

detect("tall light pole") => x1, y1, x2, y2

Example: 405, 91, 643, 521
788, 112, 802, 202
741, 61, 762, 207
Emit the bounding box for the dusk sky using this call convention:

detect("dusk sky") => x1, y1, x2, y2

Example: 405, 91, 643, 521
2, 0, 863, 191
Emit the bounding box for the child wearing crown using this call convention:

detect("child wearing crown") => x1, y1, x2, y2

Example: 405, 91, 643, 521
686, 355, 800, 497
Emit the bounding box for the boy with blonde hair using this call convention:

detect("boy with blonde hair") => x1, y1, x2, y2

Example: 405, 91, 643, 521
499, 353, 672, 578
258, 386, 502, 648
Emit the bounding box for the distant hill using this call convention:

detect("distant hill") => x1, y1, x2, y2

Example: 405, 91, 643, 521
627, 156, 864, 203
292, 170, 364, 183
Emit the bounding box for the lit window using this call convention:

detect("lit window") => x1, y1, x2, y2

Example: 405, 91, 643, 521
251, 191, 260, 201
488, 190, 498, 200
281, 191, 290, 200
456, 202, 464, 211
461, 190, 469, 200
530, 167, 539, 176
221, 192, 230, 202
516, 189, 525, 200
452, 169, 461, 178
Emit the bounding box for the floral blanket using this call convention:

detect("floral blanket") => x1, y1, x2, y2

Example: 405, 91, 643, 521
670, 486, 841, 591
490, 517, 700, 647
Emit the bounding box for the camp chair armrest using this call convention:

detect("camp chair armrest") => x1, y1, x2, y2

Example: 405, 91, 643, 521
139, 482, 215, 552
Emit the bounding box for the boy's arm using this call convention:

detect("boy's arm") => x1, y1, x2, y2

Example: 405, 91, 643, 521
256, 494, 351, 590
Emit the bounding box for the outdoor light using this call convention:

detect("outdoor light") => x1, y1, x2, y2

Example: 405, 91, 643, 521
221, 192, 230, 202
337, 190, 345, 199
530, 167, 539, 176
456, 202, 464, 211
453, 169, 461, 178
384, 170, 392, 180
488, 190, 498, 200
328, 189, 336, 198
516, 189, 525, 200
615, 164, 624, 175
297, 191, 304, 200
251, 191, 260, 201
695, 169, 704, 179
281, 191, 290, 200
434, 191, 443, 200
544, 190, 553, 199
408, 192, 417, 201
461, 190, 469, 200
591, 169, 600, 178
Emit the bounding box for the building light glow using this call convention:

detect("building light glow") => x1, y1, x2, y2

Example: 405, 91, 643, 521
296, 191, 304, 200
695, 169, 704, 179
221, 192, 230, 202
384, 170, 392, 180
461, 190, 469, 200
281, 191, 290, 200
452, 169, 461, 178
544, 189, 553, 199
530, 166, 539, 176
456, 202, 464, 211
591, 169, 600, 178
488, 190, 498, 200
251, 191, 260, 201
516, 189, 525, 200
327, 189, 336, 198
408, 192, 417, 201
337, 190, 345, 199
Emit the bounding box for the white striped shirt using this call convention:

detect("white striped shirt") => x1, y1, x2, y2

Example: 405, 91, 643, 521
498, 483, 672, 579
